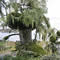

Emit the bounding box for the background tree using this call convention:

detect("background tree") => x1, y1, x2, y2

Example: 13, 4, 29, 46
0, 0, 51, 57
6, 0, 50, 44
0, 0, 50, 45
0, 0, 9, 30
45, 29, 58, 54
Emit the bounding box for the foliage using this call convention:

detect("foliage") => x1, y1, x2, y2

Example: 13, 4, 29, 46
41, 55, 60, 60
0, 0, 6, 17
16, 42, 46, 57
50, 35, 57, 43
3, 55, 12, 60
6, 0, 50, 31
44, 29, 58, 54
0, 0, 50, 44
7, 12, 34, 29
57, 30, 60, 36
48, 35, 57, 54
0, 0, 50, 57
7, 10, 50, 30
26, 43, 46, 55
1, 55, 41, 60
3, 34, 19, 40
3, 36, 10, 40
0, 0, 50, 31
1, 55, 60, 60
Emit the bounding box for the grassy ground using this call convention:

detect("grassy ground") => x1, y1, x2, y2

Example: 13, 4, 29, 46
0, 55, 41, 60
0, 42, 4, 45
0, 41, 59, 60
0, 41, 16, 54
0, 41, 42, 60
0, 41, 50, 54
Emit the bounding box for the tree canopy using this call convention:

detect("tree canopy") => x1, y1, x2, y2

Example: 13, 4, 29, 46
0, 0, 50, 30
0, 0, 50, 43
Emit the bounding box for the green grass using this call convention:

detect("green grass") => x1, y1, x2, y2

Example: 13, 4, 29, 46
0, 41, 15, 54
2, 55, 41, 60
0, 42, 4, 46
1, 55, 60, 60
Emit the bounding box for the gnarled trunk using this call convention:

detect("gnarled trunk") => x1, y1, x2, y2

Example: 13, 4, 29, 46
19, 29, 32, 44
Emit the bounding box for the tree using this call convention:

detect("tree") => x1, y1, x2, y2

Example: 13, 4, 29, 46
0, 0, 7, 17
1, 0, 50, 44
0, 0, 8, 30
45, 29, 58, 54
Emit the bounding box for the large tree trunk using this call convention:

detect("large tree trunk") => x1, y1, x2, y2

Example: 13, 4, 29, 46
19, 29, 32, 44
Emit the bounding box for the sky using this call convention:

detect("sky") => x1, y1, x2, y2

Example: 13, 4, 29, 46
47, 0, 60, 30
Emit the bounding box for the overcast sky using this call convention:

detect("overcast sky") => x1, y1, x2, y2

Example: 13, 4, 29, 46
47, 0, 60, 30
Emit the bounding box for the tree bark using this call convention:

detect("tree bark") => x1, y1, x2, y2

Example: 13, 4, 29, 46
19, 29, 32, 44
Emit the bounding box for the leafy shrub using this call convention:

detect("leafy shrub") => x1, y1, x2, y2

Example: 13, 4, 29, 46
16, 42, 46, 57
50, 36, 57, 43
25, 43, 46, 55
57, 31, 60, 36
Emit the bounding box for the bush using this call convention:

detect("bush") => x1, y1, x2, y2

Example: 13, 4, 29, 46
57, 31, 60, 36
16, 42, 46, 57
50, 36, 56, 43
25, 43, 46, 55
